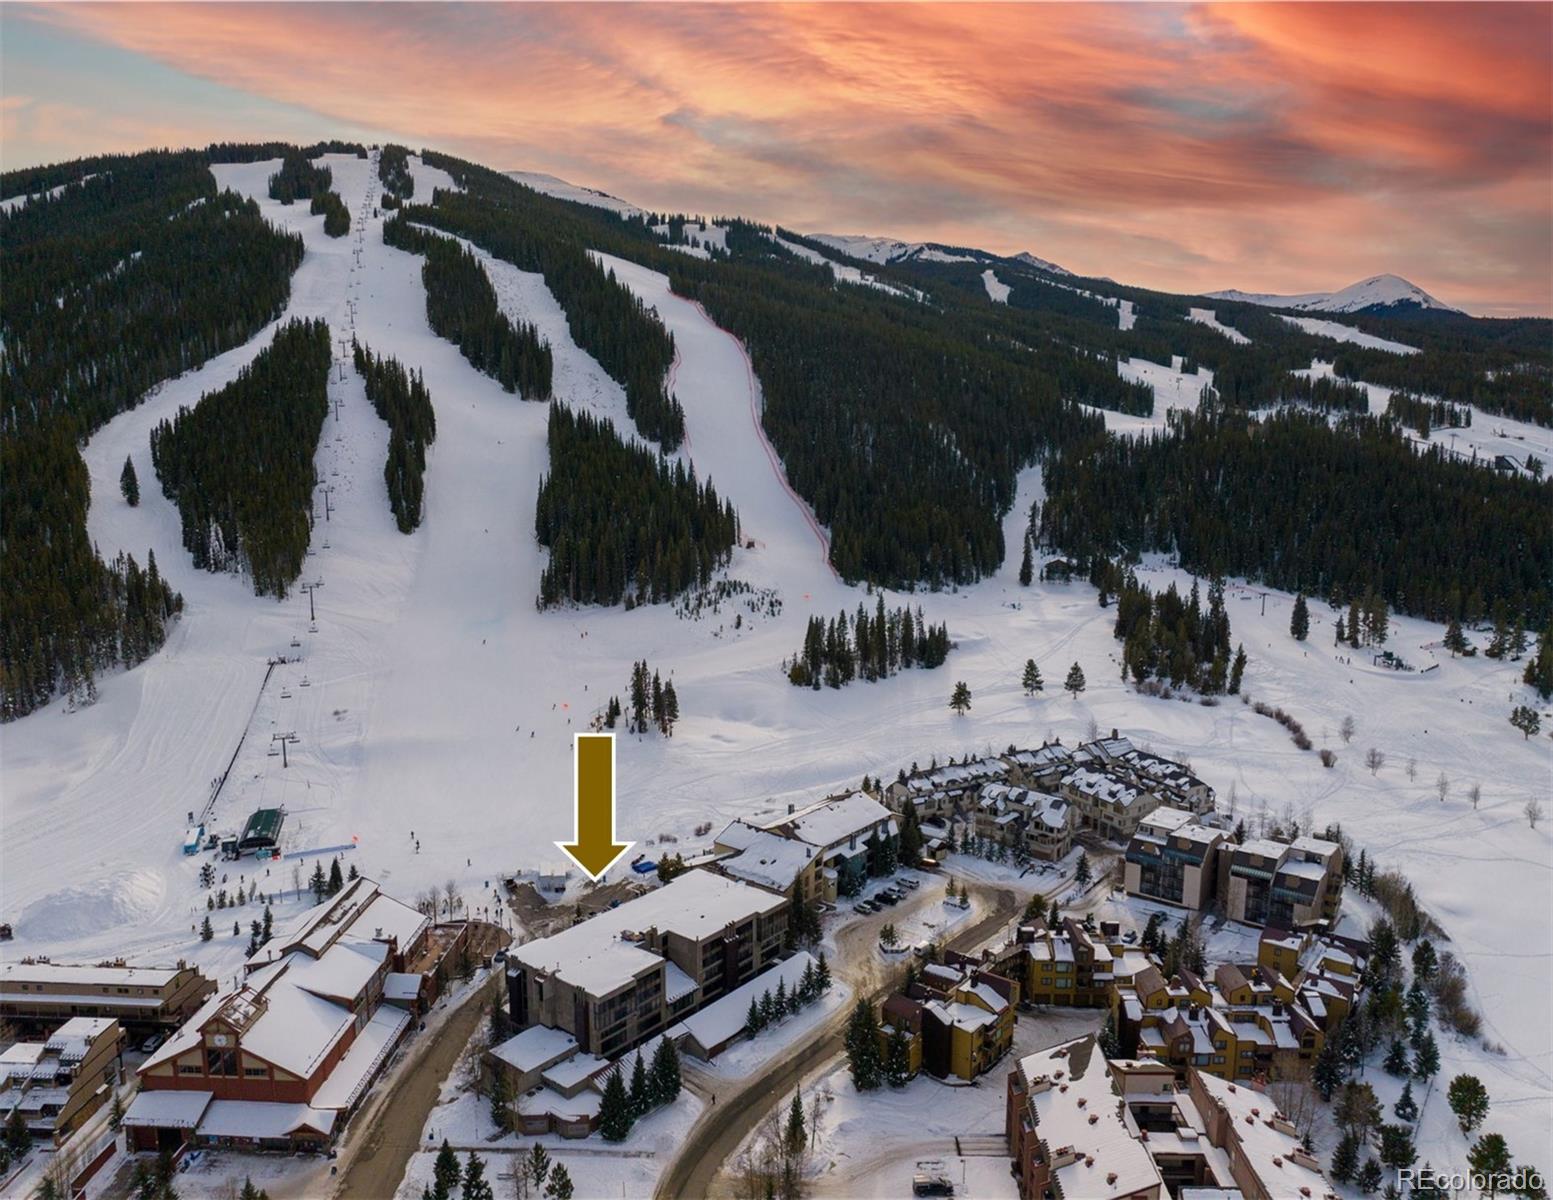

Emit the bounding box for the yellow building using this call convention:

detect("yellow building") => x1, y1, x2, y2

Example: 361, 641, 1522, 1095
879, 963, 1014, 1082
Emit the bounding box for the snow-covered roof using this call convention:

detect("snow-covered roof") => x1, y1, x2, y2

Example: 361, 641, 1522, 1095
492, 1026, 579, 1074
1193, 1074, 1331, 1198
1236, 839, 1289, 861
288, 941, 387, 1003
1288, 836, 1340, 860
541, 1052, 610, 1092
310, 1006, 410, 1111
1015, 1036, 1162, 1200
1275, 859, 1329, 882
383, 973, 423, 1002
237, 971, 356, 1078
925, 999, 997, 1033
122, 1090, 212, 1129
0, 962, 183, 989
1062, 768, 1143, 807
669, 952, 816, 1052
196, 1099, 337, 1140
664, 961, 699, 1005
765, 792, 897, 851
44, 1017, 117, 1058
512, 870, 785, 997
520, 1085, 600, 1120
713, 820, 820, 891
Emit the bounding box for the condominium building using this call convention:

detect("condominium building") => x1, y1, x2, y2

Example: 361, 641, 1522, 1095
878, 962, 1016, 1082
0, 961, 215, 1036
1006, 1035, 1337, 1200
0, 1017, 124, 1144
1123, 809, 1227, 911
761, 791, 898, 899
1122, 813, 1345, 931
508, 869, 788, 1059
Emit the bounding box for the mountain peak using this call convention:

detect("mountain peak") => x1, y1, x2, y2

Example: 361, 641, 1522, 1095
1205, 273, 1458, 315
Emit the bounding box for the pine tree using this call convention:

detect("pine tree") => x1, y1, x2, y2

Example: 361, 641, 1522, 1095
1510, 704, 1540, 739
1356, 1159, 1384, 1195
816, 952, 832, 993
1444, 619, 1469, 656
629, 1049, 651, 1116
488, 1064, 510, 1131
544, 1164, 574, 1200
1331, 1131, 1361, 1184
885, 1022, 912, 1086
328, 857, 344, 895
1098, 1011, 1121, 1057
1447, 1074, 1489, 1134
200, 915, 213, 942
784, 1091, 807, 1155
1383, 1038, 1410, 1076
525, 1145, 552, 1192
1412, 1031, 1440, 1081
433, 1139, 462, 1200
1018, 537, 1033, 586
843, 999, 883, 1091
121, 456, 140, 506
746, 994, 763, 1035
1228, 644, 1247, 693
1064, 662, 1086, 697
949, 680, 972, 714
1394, 1081, 1418, 1123
650, 1035, 682, 1104
1290, 593, 1309, 640
1021, 658, 1043, 695
1313, 1034, 1347, 1100
461, 1152, 494, 1200
599, 1067, 634, 1142
310, 862, 327, 903
1466, 1135, 1511, 1188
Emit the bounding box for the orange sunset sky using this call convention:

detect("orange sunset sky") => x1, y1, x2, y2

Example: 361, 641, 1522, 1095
4, 2, 1549, 316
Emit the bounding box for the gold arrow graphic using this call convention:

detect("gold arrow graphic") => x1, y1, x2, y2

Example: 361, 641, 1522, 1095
556, 732, 634, 881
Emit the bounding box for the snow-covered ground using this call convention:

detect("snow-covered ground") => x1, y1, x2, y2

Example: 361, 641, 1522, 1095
507, 169, 643, 217
2, 152, 1549, 1185
1089, 355, 1213, 435
764, 231, 922, 299
1283, 315, 1419, 355
982, 268, 1011, 304
1188, 306, 1252, 344
1297, 359, 1553, 469
772, 1007, 1104, 1199
0, 174, 97, 212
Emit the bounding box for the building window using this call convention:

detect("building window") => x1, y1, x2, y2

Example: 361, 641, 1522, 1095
206, 1048, 238, 1077
244, 1066, 268, 1077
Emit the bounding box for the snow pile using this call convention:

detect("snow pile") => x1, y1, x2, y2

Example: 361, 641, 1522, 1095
19, 869, 166, 940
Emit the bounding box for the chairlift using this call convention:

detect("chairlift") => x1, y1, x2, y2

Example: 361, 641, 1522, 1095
300, 677, 311, 688
280, 689, 292, 700
309, 623, 319, 633
290, 637, 302, 648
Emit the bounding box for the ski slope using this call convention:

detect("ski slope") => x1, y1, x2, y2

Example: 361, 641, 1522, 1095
1, 154, 1549, 1177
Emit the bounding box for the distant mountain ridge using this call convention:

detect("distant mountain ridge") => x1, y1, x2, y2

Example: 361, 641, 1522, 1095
504, 168, 1453, 315
1206, 273, 1459, 315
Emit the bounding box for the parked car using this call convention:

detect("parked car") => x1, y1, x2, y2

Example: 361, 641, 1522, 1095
901, 878, 920, 890
876, 891, 899, 906
913, 1173, 955, 1196
140, 1033, 164, 1054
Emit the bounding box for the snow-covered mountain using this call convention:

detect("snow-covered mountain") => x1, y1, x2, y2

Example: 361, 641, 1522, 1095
1010, 250, 1071, 276
1206, 273, 1458, 315
806, 233, 1075, 276
806, 233, 987, 266
507, 170, 645, 218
